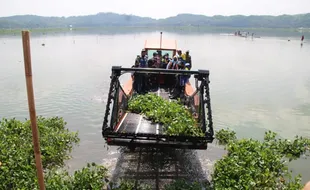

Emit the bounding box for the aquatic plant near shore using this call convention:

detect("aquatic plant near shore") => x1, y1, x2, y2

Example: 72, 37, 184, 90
164, 179, 212, 190
108, 179, 152, 190
0, 117, 108, 189
1, 116, 309, 189
127, 93, 204, 137
213, 129, 310, 189
215, 128, 237, 145
45, 163, 108, 189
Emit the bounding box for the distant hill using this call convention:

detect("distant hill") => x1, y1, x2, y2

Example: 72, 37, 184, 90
1, 12, 310, 29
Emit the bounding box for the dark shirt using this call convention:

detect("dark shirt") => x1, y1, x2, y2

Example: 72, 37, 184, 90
139, 56, 148, 67
147, 59, 155, 68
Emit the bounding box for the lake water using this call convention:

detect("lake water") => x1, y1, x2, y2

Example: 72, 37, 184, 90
1, 30, 310, 185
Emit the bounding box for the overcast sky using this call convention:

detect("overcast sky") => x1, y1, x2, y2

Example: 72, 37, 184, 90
1, 0, 310, 19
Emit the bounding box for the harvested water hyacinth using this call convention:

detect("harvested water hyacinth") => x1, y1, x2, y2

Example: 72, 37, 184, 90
127, 93, 204, 137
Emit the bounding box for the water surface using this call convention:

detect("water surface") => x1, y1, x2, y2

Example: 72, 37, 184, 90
1, 31, 310, 184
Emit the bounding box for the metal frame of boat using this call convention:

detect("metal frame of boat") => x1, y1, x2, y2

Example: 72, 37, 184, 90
102, 33, 214, 150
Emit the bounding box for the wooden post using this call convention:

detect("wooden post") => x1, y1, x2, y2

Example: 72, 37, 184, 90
160, 32, 163, 49
21, 30, 46, 190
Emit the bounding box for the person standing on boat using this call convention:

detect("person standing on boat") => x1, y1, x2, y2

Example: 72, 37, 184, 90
176, 50, 182, 58
139, 49, 149, 92
165, 56, 177, 94
179, 63, 190, 91
166, 56, 177, 69
132, 55, 142, 93
183, 50, 192, 70
150, 51, 160, 68
156, 50, 162, 68
180, 50, 186, 61
148, 52, 158, 68
146, 52, 160, 88
162, 53, 170, 69
167, 56, 179, 97
139, 49, 148, 68
172, 57, 181, 70
170, 61, 188, 99
180, 62, 191, 95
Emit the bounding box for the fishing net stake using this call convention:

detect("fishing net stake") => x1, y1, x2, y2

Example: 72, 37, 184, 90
22, 30, 46, 190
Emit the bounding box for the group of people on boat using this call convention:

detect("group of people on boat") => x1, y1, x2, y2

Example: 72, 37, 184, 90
131, 49, 192, 98
133, 49, 192, 70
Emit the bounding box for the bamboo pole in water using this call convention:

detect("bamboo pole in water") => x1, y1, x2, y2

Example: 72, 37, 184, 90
160, 32, 163, 49
21, 30, 46, 190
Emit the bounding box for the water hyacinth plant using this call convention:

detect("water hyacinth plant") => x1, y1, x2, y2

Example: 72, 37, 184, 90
213, 129, 310, 189
127, 93, 204, 137
0, 117, 107, 189
1, 116, 309, 189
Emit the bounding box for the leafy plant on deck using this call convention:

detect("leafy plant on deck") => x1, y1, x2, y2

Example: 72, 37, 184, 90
213, 129, 310, 189
127, 93, 204, 137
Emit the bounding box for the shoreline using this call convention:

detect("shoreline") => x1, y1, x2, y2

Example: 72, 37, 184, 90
0, 26, 308, 36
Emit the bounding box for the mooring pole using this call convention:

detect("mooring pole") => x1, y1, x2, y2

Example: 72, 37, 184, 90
160, 32, 163, 49
21, 30, 45, 190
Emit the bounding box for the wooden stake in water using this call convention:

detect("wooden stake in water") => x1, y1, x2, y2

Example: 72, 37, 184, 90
160, 32, 163, 49
21, 30, 46, 190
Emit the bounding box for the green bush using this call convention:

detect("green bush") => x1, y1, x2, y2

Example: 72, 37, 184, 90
128, 93, 204, 137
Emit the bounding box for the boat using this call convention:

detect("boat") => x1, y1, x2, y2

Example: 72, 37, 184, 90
239, 31, 249, 38
101, 33, 214, 151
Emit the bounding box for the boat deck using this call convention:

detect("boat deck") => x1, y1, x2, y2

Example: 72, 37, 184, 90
114, 87, 171, 135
